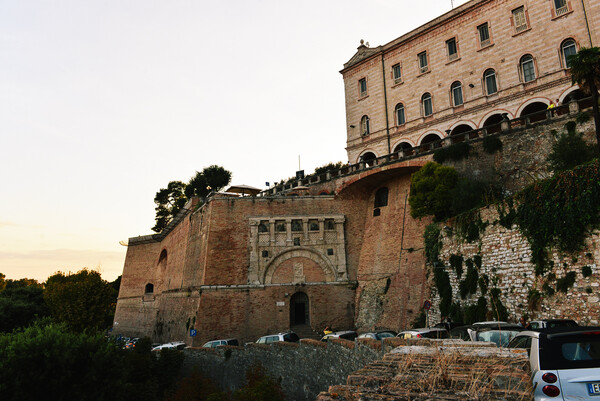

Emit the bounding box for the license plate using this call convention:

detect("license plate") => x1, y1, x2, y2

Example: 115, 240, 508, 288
588, 383, 600, 395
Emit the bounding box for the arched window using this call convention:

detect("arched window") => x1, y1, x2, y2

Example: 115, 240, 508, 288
374, 187, 389, 208
395, 103, 405, 125
484, 69, 498, 95
451, 81, 463, 106
394, 142, 412, 154
158, 249, 167, 267
520, 55, 536, 82
421, 93, 433, 117
360, 115, 370, 136
561, 39, 577, 68
145, 283, 154, 294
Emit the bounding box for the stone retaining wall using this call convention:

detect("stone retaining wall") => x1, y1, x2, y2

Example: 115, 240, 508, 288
181, 338, 388, 401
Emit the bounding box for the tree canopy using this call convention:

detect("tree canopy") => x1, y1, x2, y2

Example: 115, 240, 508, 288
568, 47, 600, 151
153, 165, 232, 232
409, 162, 459, 221
44, 269, 117, 332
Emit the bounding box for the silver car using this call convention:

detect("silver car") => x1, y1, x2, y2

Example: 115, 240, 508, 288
508, 327, 600, 400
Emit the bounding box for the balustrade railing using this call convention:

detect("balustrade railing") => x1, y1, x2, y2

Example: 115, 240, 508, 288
260, 97, 589, 196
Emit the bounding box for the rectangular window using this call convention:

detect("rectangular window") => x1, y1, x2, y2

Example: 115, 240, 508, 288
392, 64, 402, 84
554, 0, 568, 15
359, 78, 367, 97
478, 23, 490, 47
452, 85, 463, 107
513, 7, 528, 33
418, 51, 428, 73
446, 38, 458, 61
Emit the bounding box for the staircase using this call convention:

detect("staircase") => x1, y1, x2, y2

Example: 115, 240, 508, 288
291, 324, 322, 340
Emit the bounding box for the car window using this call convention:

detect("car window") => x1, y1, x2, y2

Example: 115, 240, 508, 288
540, 334, 600, 369
530, 322, 539, 329
378, 332, 395, 339
422, 330, 448, 339
257, 337, 266, 344
283, 333, 299, 342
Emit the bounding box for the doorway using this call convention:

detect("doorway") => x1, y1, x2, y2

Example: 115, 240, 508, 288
290, 292, 309, 325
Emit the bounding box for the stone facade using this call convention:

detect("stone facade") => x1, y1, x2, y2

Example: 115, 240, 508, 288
341, 0, 597, 164
430, 204, 600, 326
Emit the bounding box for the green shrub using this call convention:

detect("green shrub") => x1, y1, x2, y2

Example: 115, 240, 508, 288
464, 297, 488, 324
527, 288, 541, 310
515, 160, 600, 275
489, 288, 508, 321
433, 142, 471, 163
478, 275, 489, 295
449, 254, 464, 278
433, 267, 452, 317
556, 271, 577, 293
314, 161, 344, 175
543, 282, 555, 296
424, 224, 442, 266
582, 265, 593, 278
546, 122, 597, 172
482, 135, 503, 154
473, 254, 482, 269
410, 162, 459, 221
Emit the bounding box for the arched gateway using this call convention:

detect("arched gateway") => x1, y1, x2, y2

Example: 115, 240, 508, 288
290, 292, 309, 325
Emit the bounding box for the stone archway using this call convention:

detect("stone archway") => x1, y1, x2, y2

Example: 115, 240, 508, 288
520, 101, 548, 123
482, 114, 504, 134
263, 248, 337, 284
290, 292, 309, 325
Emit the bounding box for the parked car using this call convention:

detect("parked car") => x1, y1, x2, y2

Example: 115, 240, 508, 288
202, 338, 239, 348
357, 330, 397, 340
397, 328, 448, 339
434, 322, 466, 331
124, 337, 140, 349
449, 321, 513, 341
151, 343, 176, 352
529, 319, 578, 329
507, 327, 600, 400
256, 332, 299, 344
151, 341, 187, 352
321, 330, 358, 342
473, 325, 524, 347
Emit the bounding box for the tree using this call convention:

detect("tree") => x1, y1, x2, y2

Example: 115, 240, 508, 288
0, 320, 126, 401
0, 285, 49, 332
185, 165, 232, 198
153, 166, 232, 232
568, 47, 600, 151
409, 162, 459, 221
44, 269, 117, 333
547, 121, 597, 172
0, 320, 183, 401
153, 180, 187, 232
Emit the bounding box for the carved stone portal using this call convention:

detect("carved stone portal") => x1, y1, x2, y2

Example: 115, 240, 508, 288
248, 214, 347, 284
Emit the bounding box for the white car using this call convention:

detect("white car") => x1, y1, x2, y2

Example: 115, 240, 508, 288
256, 332, 299, 344
202, 338, 239, 348
151, 341, 187, 352
397, 328, 448, 339
507, 327, 600, 400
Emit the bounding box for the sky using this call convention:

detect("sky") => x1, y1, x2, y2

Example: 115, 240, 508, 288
0, 0, 469, 283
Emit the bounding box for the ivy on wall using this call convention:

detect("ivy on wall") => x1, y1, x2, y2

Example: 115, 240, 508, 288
513, 159, 600, 275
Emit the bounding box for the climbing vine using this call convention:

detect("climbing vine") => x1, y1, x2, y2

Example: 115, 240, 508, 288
433, 142, 472, 163
424, 223, 442, 266
513, 159, 600, 275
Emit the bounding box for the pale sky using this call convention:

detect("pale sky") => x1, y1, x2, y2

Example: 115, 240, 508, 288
0, 0, 468, 282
